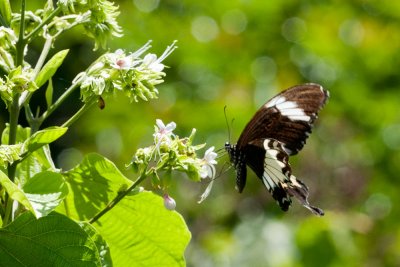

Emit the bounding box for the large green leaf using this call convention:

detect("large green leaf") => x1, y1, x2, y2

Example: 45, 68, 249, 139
58, 153, 131, 220
80, 222, 112, 267
23, 171, 69, 218
35, 49, 69, 88
0, 212, 101, 266
94, 191, 191, 267
0, 168, 35, 214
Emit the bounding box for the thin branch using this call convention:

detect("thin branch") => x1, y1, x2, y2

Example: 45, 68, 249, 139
24, 6, 62, 42
61, 100, 95, 128
38, 81, 80, 125
15, 0, 25, 66
19, 37, 54, 108
89, 168, 151, 224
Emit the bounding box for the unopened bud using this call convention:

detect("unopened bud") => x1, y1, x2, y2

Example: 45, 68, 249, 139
163, 194, 176, 211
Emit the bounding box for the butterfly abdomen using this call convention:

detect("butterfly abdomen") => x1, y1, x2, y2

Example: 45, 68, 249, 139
225, 143, 247, 193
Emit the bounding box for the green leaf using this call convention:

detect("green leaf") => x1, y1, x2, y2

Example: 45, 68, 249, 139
1, 124, 30, 144
23, 171, 69, 218
93, 191, 191, 267
0, 212, 101, 266
35, 49, 69, 88
0, 0, 12, 26
80, 222, 112, 267
45, 78, 53, 108
57, 153, 131, 220
2, 125, 57, 185
17, 144, 56, 186
0, 169, 35, 214
24, 126, 68, 153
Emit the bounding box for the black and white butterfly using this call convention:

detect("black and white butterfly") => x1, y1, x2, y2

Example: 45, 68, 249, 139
225, 83, 329, 216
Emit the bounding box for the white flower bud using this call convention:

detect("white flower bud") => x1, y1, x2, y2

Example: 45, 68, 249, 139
163, 194, 176, 211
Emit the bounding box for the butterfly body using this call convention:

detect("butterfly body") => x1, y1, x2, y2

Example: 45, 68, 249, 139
225, 83, 329, 216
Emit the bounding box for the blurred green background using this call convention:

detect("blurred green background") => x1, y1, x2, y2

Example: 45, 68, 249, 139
18, 0, 400, 266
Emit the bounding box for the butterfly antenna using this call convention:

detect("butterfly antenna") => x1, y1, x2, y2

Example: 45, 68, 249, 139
224, 105, 231, 143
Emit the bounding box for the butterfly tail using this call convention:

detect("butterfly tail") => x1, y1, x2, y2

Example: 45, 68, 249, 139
285, 175, 324, 216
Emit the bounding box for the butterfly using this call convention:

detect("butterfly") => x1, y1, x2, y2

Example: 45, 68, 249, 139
225, 83, 329, 216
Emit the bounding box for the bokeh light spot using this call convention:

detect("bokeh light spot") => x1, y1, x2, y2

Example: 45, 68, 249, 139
57, 148, 83, 171
382, 124, 400, 150
339, 19, 364, 46
250, 56, 277, 83
281, 17, 307, 43
221, 9, 248, 35
133, 0, 160, 13
365, 193, 392, 219
96, 128, 122, 158
191, 16, 220, 42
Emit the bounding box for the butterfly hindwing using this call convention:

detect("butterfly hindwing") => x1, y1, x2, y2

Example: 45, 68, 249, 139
245, 139, 324, 215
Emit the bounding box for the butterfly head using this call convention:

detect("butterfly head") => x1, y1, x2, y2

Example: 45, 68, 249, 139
224, 142, 233, 157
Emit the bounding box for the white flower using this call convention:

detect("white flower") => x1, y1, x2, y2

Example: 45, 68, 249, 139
153, 119, 176, 157
81, 76, 106, 95
87, 61, 105, 74
108, 41, 153, 70
142, 53, 165, 72
199, 146, 217, 179
154, 119, 176, 143
140, 40, 178, 72
109, 49, 139, 70
0, 26, 17, 46
131, 40, 152, 58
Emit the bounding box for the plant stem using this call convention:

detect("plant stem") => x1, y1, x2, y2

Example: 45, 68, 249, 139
61, 100, 95, 128
15, 0, 25, 66
7, 99, 20, 176
34, 37, 53, 76
4, 0, 26, 225
38, 82, 80, 126
8, 0, 26, 178
89, 169, 150, 224
24, 6, 62, 42
3, 197, 13, 225
19, 37, 54, 109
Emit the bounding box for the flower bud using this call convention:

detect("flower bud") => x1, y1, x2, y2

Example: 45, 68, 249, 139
163, 194, 176, 211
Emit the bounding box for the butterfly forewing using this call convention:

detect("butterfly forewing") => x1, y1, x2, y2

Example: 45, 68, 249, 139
227, 83, 329, 215
237, 83, 329, 155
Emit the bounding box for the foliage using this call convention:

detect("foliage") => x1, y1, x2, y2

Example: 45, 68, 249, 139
1, 0, 400, 267
0, 0, 216, 266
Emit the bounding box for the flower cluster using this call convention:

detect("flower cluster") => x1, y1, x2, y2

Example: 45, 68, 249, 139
129, 119, 218, 210
130, 119, 217, 185
0, 26, 17, 73
8, 1, 121, 50
74, 41, 177, 103
0, 66, 38, 106
0, 144, 23, 168
52, 0, 122, 50
0, 26, 40, 106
